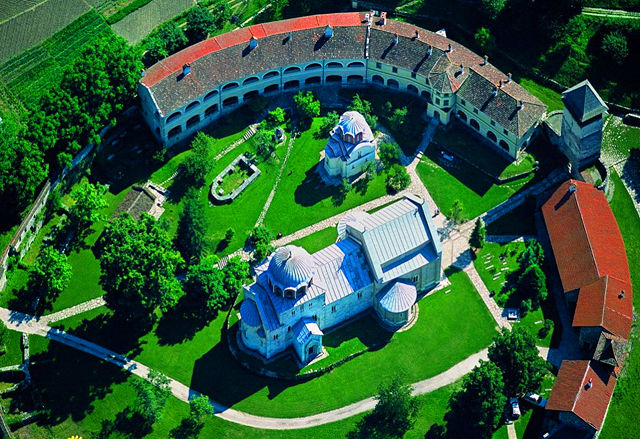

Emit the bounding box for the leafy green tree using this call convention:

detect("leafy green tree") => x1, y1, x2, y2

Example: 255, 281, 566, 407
176, 189, 207, 264
250, 226, 274, 262
488, 327, 548, 397
517, 239, 544, 270
253, 128, 277, 160
445, 360, 506, 439
479, 0, 506, 20
184, 257, 228, 317
386, 164, 410, 193
181, 132, 214, 187
383, 101, 393, 118
348, 94, 378, 129
388, 106, 408, 131
0, 321, 7, 355
474, 27, 495, 52
348, 376, 420, 439
378, 142, 402, 169
318, 110, 339, 137
266, 107, 286, 128
186, 6, 217, 42
293, 91, 321, 124
602, 31, 628, 65
222, 256, 250, 300
67, 182, 108, 238
449, 200, 464, 224
190, 394, 214, 421
469, 218, 486, 250
211, 1, 231, 28
29, 246, 72, 306
333, 178, 352, 206
516, 264, 548, 309
361, 161, 376, 187
224, 227, 235, 242
145, 22, 188, 64
98, 214, 183, 321
133, 370, 171, 427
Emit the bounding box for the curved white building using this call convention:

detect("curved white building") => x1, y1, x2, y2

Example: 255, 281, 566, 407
324, 111, 376, 179
138, 12, 547, 160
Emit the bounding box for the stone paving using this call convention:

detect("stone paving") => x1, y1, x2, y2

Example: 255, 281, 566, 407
39, 297, 106, 324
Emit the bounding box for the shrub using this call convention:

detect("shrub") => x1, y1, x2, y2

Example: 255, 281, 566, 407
602, 31, 628, 65
266, 107, 286, 128
317, 111, 340, 137
386, 164, 410, 193
449, 200, 465, 224
538, 318, 554, 339
474, 27, 495, 52
378, 142, 402, 169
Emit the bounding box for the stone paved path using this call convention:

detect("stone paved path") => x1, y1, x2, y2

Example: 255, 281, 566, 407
256, 134, 295, 227
507, 422, 518, 439
40, 297, 106, 324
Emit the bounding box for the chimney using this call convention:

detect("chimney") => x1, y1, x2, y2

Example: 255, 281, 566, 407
287, 32, 293, 41
506, 72, 512, 83
381, 11, 387, 25
619, 290, 626, 299
393, 33, 399, 45
324, 25, 333, 39
446, 43, 452, 52
586, 378, 593, 389
458, 64, 464, 75
249, 36, 258, 50
414, 29, 419, 39
498, 79, 503, 88
492, 86, 498, 97
483, 55, 488, 66
518, 100, 525, 110
182, 63, 191, 77
141, 69, 146, 78
569, 182, 577, 194
427, 45, 432, 56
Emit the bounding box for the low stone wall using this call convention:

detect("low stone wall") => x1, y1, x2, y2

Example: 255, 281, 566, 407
210, 154, 261, 204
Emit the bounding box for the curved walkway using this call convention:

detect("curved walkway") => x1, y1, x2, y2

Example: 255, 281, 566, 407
0, 305, 489, 429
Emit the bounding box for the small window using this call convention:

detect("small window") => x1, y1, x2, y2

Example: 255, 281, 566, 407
411, 72, 416, 79
288, 326, 291, 332
392, 66, 398, 73
291, 310, 295, 316
443, 100, 449, 107
490, 120, 496, 127
503, 128, 509, 135
412, 275, 418, 283
331, 306, 336, 313
435, 98, 441, 105
473, 108, 479, 115
300, 303, 304, 310
357, 292, 363, 299
460, 99, 466, 105
273, 334, 279, 340
309, 302, 313, 307
376, 62, 382, 69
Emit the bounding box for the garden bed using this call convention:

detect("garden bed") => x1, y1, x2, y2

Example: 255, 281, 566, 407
210, 154, 261, 203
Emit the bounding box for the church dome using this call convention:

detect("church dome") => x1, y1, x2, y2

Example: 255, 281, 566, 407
268, 245, 316, 290
377, 281, 417, 314
335, 111, 374, 143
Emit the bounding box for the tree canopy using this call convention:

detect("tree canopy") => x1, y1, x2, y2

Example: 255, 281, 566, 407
133, 370, 172, 428
250, 226, 274, 262
67, 181, 108, 238
386, 164, 410, 193
293, 91, 321, 124
185, 6, 218, 43
516, 263, 548, 309
378, 142, 402, 169
176, 189, 207, 264
469, 218, 486, 250
180, 132, 214, 187
183, 257, 228, 318
29, 246, 72, 307
348, 94, 378, 129
98, 214, 183, 321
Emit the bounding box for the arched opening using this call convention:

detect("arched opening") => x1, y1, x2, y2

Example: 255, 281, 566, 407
372, 75, 384, 84
387, 78, 399, 89
222, 82, 239, 91
243, 76, 260, 86
305, 63, 322, 71
326, 75, 342, 83
470, 119, 480, 131
347, 75, 363, 83
263, 70, 279, 79
204, 90, 218, 102
205, 104, 218, 117
297, 285, 307, 296
499, 140, 509, 151
168, 126, 182, 138
264, 84, 279, 94
166, 111, 181, 124
243, 90, 259, 101
433, 110, 440, 120
305, 76, 321, 85
407, 84, 418, 94
186, 115, 200, 128
347, 61, 365, 68
487, 131, 497, 142
274, 285, 283, 296
457, 111, 467, 121
283, 66, 301, 75
285, 288, 296, 299
185, 101, 200, 112
421, 90, 431, 100
326, 61, 343, 69
223, 96, 239, 107
284, 80, 299, 89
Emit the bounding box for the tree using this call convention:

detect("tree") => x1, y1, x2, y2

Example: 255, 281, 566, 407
488, 327, 548, 397
469, 218, 486, 250
185, 6, 217, 43
348, 376, 420, 439
180, 132, 213, 186
516, 263, 548, 309
190, 394, 214, 422
479, 0, 506, 20
67, 181, 108, 238
266, 107, 286, 128
517, 239, 544, 270
132, 370, 171, 427
248, 95, 269, 114
602, 31, 628, 65
98, 214, 183, 321
293, 91, 320, 124
348, 94, 378, 129
29, 246, 72, 306
211, 1, 231, 28
388, 106, 408, 131
250, 225, 274, 262
224, 228, 235, 243
253, 128, 277, 160
317, 110, 339, 138
222, 256, 250, 300
183, 257, 228, 317
145, 21, 188, 64
333, 178, 352, 206
386, 164, 410, 193
0, 321, 7, 355
378, 142, 402, 169
474, 27, 495, 52
361, 161, 376, 186
445, 360, 506, 439
449, 200, 464, 224
176, 189, 207, 264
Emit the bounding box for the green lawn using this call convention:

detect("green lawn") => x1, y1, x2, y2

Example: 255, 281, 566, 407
0, 329, 23, 368
599, 171, 640, 438
518, 78, 564, 112
601, 115, 640, 163
287, 227, 338, 254
416, 153, 534, 221
263, 118, 388, 237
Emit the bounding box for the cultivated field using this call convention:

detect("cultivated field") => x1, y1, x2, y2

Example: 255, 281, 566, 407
0, 0, 41, 22
0, 0, 90, 63
0, 10, 115, 105
110, 0, 195, 44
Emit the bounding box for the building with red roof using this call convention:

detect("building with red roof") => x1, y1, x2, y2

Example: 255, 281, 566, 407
138, 12, 546, 155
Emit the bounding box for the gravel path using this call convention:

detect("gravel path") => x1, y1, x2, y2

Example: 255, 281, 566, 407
40, 297, 106, 324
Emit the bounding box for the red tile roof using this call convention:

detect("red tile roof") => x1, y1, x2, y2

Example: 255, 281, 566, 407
542, 180, 631, 293
546, 360, 617, 430
573, 275, 633, 340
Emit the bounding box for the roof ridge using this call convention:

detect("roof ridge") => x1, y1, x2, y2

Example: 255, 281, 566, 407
572, 361, 590, 412
572, 188, 600, 283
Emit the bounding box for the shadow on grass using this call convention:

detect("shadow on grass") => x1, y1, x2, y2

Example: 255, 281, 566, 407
294, 165, 336, 207
154, 296, 214, 346
424, 146, 494, 197
322, 314, 393, 352
95, 408, 152, 439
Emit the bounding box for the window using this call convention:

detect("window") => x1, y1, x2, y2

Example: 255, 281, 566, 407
443, 99, 449, 107
412, 275, 418, 283
411, 72, 416, 79
392, 66, 398, 73
376, 62, 382, 69
460, 99, 466, 106
288, 326, 291, 332
435, 98, 441, 105
473, 108, 479, 114
300, 303, 304, 310
490, 120, 496, 127
331, 306, 336, 313
503, 128, 509, 135
309, 302, 313, 307
357, 292, 363, 299
273, 334, 279, 340
291, 310, 295, 316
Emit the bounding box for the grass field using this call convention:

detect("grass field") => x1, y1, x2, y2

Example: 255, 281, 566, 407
0, 10, 115, 105
601, 115, 640, 163
263, 118, 388, 237
110, 0, 193, 44
287, 227, 338, 254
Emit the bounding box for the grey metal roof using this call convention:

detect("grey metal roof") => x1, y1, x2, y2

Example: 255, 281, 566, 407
293, 318, 323, 347
267, 245, 316, 289
240, 299, 262, 327
381, 246, 438, 283
377, 280, 417, 313
251, 283, 281, 331
562, 80, 608, 123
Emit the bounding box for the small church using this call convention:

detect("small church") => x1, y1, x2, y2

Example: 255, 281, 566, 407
238, 194, 442, 365
322, 111, 377, 179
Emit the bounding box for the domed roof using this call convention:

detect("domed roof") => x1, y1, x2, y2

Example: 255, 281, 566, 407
335, 111, 374, 142
377, 281, 417, 313
337, 210, 371, 239
268, 245, 316, 289
240, 299, 261, 327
